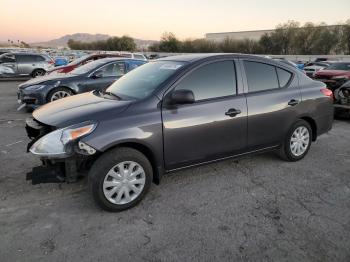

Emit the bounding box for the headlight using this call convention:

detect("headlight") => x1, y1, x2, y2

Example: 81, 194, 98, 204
25, 84, 46, 91
30, 122, 97, 157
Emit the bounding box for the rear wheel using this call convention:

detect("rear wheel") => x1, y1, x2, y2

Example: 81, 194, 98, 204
47, 87, 73, 102
32, 69, 46, 78
89, 147, 153, 212
278, 119, 312, 161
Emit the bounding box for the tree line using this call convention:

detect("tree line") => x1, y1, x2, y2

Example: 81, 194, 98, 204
67, 36, 136, 51
149, 20, 350, 55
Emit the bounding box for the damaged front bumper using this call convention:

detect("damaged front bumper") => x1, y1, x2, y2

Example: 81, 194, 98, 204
25, 117, 98, 184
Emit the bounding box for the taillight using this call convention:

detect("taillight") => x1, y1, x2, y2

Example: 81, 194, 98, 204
48, 60, 54, 65
320, 88, 333, 100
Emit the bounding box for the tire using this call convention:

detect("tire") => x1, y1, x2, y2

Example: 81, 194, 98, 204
278, 119, 312, 162
88, 147, 153, 212
46, 87, 73, 103
31, 69, 46, 78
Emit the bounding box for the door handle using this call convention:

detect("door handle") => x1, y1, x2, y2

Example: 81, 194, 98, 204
288, 99, 299, 106
225, 108, 241, 117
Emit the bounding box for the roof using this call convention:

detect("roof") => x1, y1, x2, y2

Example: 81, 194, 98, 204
158, 53, 299, 72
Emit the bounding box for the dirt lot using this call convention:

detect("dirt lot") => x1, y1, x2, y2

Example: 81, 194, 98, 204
0, 80, 349, 262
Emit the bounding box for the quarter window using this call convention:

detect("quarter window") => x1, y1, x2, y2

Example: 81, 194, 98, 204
175, 61, 236, 101
276, 68, 292, 88
244, 61, 279, 92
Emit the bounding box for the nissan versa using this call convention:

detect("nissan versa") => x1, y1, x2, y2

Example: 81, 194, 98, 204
25, 54, 333, 211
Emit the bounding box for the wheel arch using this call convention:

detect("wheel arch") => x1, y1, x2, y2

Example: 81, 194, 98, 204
300, 116, 317, 141
46, 86, 76, 101
31, 68, 46, 77
102, 141, 162, 185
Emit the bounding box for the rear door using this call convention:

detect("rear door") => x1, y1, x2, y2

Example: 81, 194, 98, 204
79, 61, 126, 92
241, 59, 301, 150
16, 54, 37, 75
162, 60, 247, 170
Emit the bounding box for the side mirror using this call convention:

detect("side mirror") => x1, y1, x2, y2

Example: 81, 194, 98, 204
169, 89, 195, 105
92, 70, 103, 79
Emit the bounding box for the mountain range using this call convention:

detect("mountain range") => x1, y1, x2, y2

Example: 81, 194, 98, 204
30, 33, 157, 49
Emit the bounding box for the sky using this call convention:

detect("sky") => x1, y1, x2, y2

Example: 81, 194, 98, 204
1, 0, 349, 43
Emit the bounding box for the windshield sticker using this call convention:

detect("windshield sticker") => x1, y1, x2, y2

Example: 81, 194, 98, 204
160, 64, 183, 70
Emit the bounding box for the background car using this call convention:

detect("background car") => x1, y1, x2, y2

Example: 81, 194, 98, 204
0, 52, 54, 78
17, 58, 146, 109
54, 56, 69, 67
47, 53, 122, 75
120, 52, 148, 61
303, 61, 332, 78
314, 62, 350, 90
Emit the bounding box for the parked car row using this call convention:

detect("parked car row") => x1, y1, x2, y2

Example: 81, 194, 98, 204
17, 58, 146, 109
21, 54, 334, 211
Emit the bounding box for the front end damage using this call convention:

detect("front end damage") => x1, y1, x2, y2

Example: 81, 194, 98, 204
25, 117, 98, 184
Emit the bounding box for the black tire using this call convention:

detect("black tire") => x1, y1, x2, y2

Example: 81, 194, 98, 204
88, 147, 153, 212
31, 69, 46, 78
278, 119, 312, 162
46, 87, 73, 103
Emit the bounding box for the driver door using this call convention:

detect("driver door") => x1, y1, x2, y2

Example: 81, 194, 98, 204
162, 60, 247, 170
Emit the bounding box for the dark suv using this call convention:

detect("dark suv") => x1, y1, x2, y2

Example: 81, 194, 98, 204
25, 54, 333, 211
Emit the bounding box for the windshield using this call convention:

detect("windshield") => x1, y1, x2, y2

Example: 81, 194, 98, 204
326, 63, 350, 71
106, 61, 186, 100
70, 59, 107, 75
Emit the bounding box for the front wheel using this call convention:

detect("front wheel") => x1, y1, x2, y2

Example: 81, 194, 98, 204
278, 119, 312, 161
47, 87, 73, 102
89, 147, 153, 212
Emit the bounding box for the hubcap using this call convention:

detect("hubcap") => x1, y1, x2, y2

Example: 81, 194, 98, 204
103, 161, 146, 205
290, 126, 310, 157
50, 91, 71, 101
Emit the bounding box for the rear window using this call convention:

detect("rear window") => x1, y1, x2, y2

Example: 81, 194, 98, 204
244, 61, 279, 92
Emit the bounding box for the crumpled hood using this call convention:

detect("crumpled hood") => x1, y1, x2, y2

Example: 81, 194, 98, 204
33, 92, 131, 128
18, 73, 77, 89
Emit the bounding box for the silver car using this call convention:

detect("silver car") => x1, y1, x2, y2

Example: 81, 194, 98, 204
0, 52, 54, 78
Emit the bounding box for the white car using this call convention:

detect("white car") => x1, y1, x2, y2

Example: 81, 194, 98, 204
120, 52, 147, 61
304, 62, 331, 78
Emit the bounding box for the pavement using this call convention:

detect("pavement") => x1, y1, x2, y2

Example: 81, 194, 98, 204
0, 80, 349, 262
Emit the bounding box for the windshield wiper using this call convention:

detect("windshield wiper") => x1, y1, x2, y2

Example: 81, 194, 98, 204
102, 90, 122, 100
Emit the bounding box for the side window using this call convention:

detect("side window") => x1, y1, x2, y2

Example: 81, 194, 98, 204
18, 55, 37, 63
276, 68, 292, 88
128, 61, 145, 70
98, 62, 125, 77
175, 61, 236, 101
35, 55, 45, 62
244, 61, 279, 92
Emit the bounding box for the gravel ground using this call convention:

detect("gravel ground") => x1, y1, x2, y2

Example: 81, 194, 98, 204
0, 80, 349, 262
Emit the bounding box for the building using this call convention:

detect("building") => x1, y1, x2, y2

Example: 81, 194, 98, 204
205, 29, 274, 42
205, 25, 341, 42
